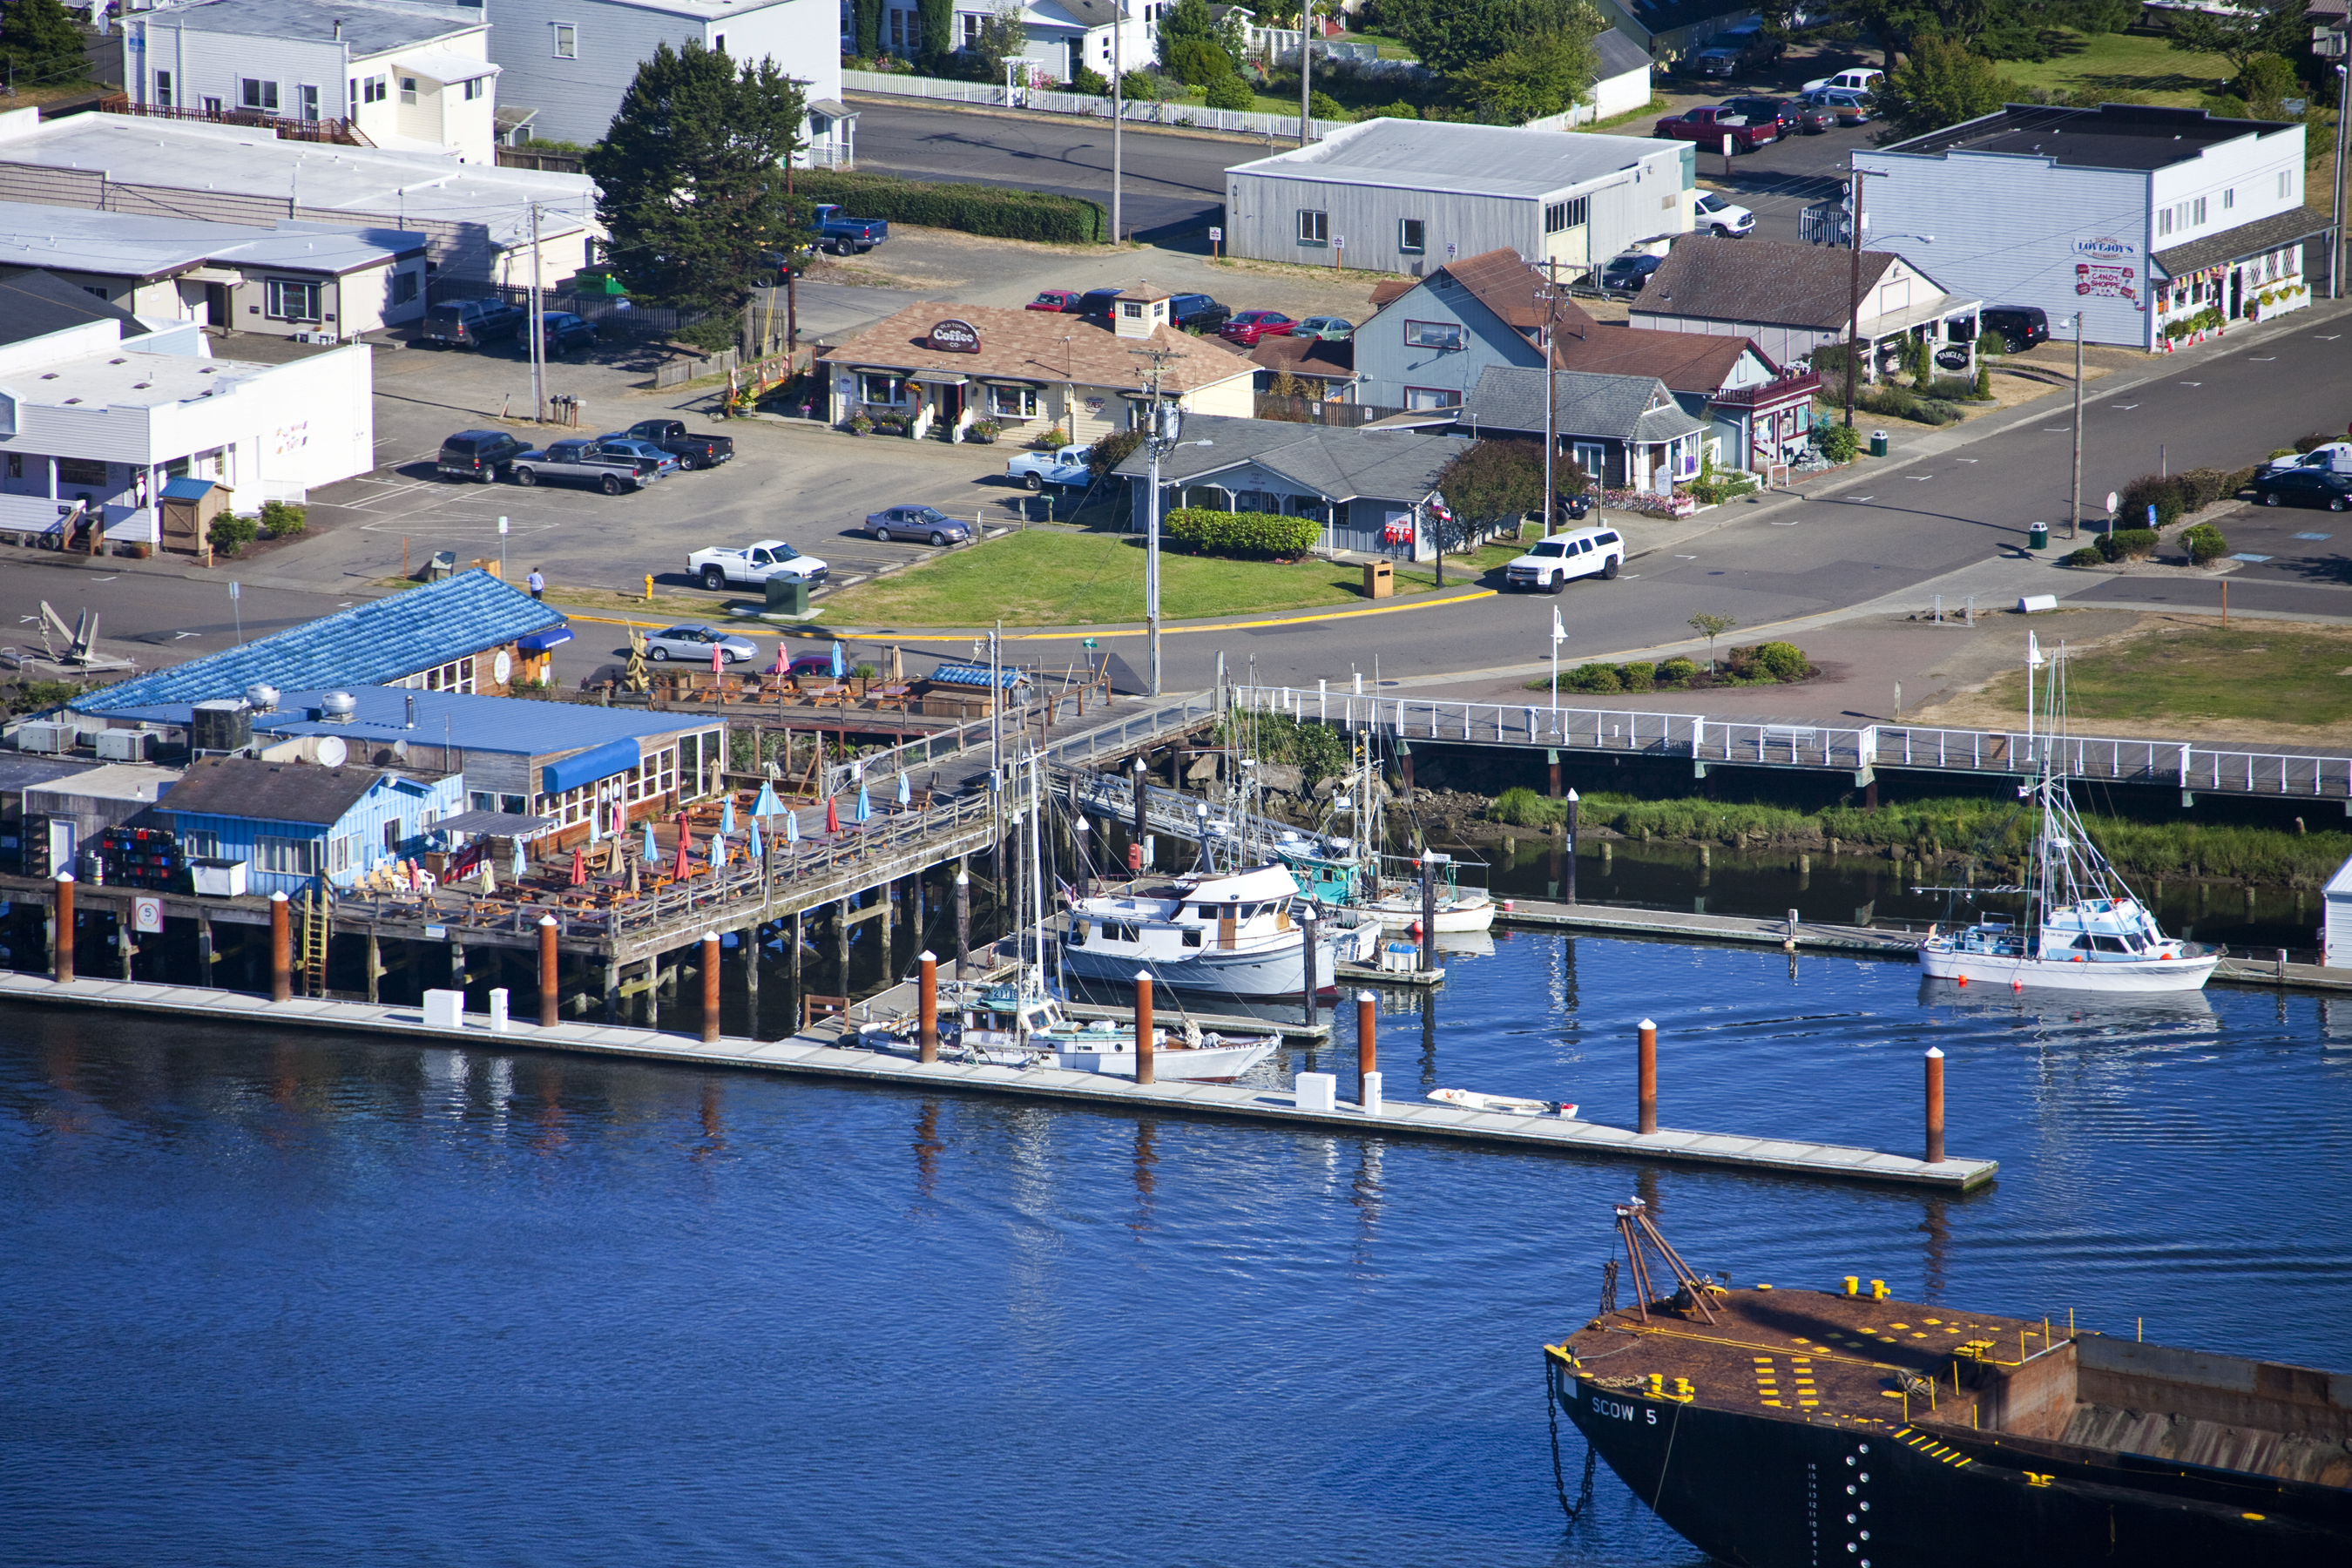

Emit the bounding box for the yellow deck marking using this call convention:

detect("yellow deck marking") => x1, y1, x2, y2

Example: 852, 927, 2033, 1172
1003, 589, 1500, 641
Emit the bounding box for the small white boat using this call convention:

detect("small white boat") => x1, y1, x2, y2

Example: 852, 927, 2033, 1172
1368, 885, 1497, 933
854, 983, 1278, 1083
1427, 1087, 1579, 1118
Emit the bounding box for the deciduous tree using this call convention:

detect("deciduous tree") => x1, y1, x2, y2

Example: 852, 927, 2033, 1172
2166, 0, 2311, 83
1875, 35, 2016, 136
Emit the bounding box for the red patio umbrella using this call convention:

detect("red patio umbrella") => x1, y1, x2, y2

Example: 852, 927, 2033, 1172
675, 814, 693, 878
711, 642, 725, 676
568, 847, 586, 887
825, 795, 840, 835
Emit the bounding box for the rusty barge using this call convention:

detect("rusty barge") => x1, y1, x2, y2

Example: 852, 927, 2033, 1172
1542, 1203, 2349, 1566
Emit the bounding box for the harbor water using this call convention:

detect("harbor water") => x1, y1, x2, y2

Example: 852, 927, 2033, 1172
4, 929, 2349, 1565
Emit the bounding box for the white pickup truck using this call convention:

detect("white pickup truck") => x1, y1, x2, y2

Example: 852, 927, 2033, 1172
686, 539, 829, 591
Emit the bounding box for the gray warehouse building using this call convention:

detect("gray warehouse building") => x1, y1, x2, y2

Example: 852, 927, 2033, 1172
1222, 118, 1694, 278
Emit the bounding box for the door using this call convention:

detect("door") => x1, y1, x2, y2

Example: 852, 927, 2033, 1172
2228, 268, 2243, 320
205, 283, 229, 326
49, 818, 75, 875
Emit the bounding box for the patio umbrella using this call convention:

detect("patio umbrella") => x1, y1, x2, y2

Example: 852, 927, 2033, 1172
720, 796, 737, 835
642, 821, 658, 862
513, 835, 527, 878
896, 772, 911, 809
855, 783, 872, 824
674, 831, 692, 881
752, 781, 781, 819
825, 795, 840, 835
709, 832, 726, 872
747, 819, 764, 862
829, 639, 848, 679
568, 848, 586, 887
711, 642, 725, 676
783, 808, 801, 845
769, 643, 789, 676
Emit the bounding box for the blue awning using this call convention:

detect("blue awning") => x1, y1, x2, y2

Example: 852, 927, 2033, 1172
540, 737, 640, 795
929, 661, 1024, 689
517, 624, 574, 653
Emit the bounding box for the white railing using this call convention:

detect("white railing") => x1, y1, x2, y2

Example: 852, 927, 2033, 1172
842, 69, 1349, 141
1226, 685, 2352, 802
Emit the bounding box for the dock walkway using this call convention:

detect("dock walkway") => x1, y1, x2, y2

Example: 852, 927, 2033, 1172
0, 970, 1996, 1191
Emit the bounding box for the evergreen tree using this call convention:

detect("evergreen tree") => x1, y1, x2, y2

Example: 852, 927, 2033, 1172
585, 42, 809, 314
2167, 0, 2310, 83
0, 0, 88, 86
916, 0, 953, 70
1876, 36, 2015, 136
853, 0, 882, 58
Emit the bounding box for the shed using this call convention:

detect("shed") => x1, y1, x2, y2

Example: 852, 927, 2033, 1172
156, 476, 227, 563
2325, 854, 2352, 970
153, 755, 463, 897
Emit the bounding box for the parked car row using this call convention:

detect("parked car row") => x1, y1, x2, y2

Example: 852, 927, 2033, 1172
419, 300, 600, 355
435, 420, 735, 492
1024, 286, 1359, 346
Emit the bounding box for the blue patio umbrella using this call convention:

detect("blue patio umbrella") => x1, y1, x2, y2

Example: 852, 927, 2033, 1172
896, 772, 911, 808
752, 781, 781, 818
512, 835, 526, 878
783, 808, 801, 845
829, 639, 848, 679
747, 820, 764, 862
720, 796, 737, 835
709, 832, 726, 872
643, 821, 658, 861
855, 782, 872, 824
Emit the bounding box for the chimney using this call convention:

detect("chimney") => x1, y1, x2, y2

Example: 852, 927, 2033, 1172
334, 17, 342, 39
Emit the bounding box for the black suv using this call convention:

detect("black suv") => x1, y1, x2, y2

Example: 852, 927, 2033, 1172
1168, 292, 1231, 333
533, 312, 599, 357
1978, 306, 2051, 354
420, 299, 526, 349
1077, 287, 1125, 319
437, 429, 525, 483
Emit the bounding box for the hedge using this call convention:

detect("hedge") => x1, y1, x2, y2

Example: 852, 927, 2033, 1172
1164, 507, 1321, 559
793, 172, 1106, 244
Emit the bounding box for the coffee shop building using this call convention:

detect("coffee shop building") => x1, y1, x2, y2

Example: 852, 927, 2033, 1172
818, 290, 1255, 447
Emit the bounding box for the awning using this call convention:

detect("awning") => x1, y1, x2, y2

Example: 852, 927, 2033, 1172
516, 624, 573, 653
910, 369, 969, 386
182, 265, 242, 284
395, 49, 503, 85
2151, 210, 2332, 279
540, 737, 641, 795
808, 99, 856, 119
430, 809, 553, 837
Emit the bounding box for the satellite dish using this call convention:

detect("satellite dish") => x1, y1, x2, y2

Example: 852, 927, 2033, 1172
314, 735, 348, 768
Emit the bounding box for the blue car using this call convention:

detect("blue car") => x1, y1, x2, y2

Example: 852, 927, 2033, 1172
593, 436, 681, 479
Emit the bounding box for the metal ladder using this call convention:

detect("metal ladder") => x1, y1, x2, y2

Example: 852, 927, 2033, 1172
301, 882, 333, 997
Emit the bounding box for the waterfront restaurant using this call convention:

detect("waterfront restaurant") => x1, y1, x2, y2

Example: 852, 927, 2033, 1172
818, 292, 1256, 447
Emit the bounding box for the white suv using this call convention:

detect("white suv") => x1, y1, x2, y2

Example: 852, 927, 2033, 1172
1802, 66, 1885, 94
1506, 526, 1625, 592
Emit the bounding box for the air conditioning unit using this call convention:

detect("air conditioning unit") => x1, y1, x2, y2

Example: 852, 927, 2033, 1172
300, 330, 340, 345
95, 728, 153, 761
14, 721, 75, 754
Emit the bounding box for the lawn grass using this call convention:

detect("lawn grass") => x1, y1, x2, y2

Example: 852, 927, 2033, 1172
1977, 625, 2352, 728
1995, 28, 2231, 110
817, 530, 1509, 627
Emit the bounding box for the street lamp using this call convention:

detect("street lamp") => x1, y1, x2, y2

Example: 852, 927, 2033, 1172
1142, 406, 1212, 699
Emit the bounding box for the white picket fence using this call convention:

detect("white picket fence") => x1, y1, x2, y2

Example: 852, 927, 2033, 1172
842, 69, 1349, 142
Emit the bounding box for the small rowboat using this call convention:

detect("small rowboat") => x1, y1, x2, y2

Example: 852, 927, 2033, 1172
1427, 1087, 1579, 1119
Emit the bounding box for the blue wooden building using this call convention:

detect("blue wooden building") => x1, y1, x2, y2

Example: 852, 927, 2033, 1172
152, 755, 464, 896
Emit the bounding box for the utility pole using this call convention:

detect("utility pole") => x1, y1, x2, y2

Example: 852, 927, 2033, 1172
1538, 259, 1563, 531
2334, 51, 2350, 300
1843, 172, 1866, 429
784, 156, 798, 352
527, 200, 544, 423
1112, 5, 1124, 243
1132, 347, 1176, 698
2069, 310, 2085, 541
1298, 4, 1313, 146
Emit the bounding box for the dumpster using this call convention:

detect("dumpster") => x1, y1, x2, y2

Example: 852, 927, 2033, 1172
1362, 559, 1394, 599
1869, 429, 1889, 458
765, 575, 811, 618
2027, 522, 2049, 551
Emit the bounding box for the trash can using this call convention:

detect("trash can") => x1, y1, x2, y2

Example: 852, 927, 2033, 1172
428, 549, 456, 580
2027, 522, 2049, 551
1869, 429, 1890, 458
1362, 559, 1394, 599
765, 575, 811, 618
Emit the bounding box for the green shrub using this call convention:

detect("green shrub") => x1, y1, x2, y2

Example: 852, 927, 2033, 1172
1164, 507, 1321, 559
2119, 473, 2183, 530
1166, 37, 1232, 84
1086, 426, 1144, 481
2270, 447, 2298, 460
2098, 527, 2159, 562
1204, 73, 1254, 110
2294, 432, 2332, 454
1071, 65, 1111, 96
1356, 99, 1420, 121
1564, 661, 1622, 693
207, 512, 259, 556
1213, 710, 1349, 783
258, 499, 307, 537
1972, 363, 1992, 399
1928, 375, 1981, 402
1120, 69, 1165, 100
2181, 524, 2229, 564
2064, 545, 2104, 566
1817, 423, 1861, 463
1656, 656, 1700, 686
1033, 428, 1070, 451
1309, 89, 1343, 119
2173, 466, 2233, 510
1754, 641, 1809, 680
1489, 786, 1568, 827
1618, 660, 1656, 693
793, 171, 1105, 243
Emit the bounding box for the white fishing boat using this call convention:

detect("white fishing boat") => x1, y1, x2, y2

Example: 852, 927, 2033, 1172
1427, 1087, 1580, 1118
1916, 635, 2216, 994
1061, 863, 1368, 996
1366, 860, 1497, 934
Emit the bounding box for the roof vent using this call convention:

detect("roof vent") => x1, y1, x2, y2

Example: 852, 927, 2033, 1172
403, 692, 418, 730
320, 690, 359, 723
246, 683, 280, 712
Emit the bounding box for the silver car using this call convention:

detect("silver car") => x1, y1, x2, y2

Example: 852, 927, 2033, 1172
644, 624, 760, 663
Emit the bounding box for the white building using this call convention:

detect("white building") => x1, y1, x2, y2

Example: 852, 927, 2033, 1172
490, 0, 848, 162
0, 268, 375, 546
0, 105, 598, 287
123, 0, 502, 164
0, 201, 429, 339
1855, 103, 2320, 351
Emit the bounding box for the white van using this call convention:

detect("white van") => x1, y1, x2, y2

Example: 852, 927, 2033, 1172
1506, 526, 1625, 592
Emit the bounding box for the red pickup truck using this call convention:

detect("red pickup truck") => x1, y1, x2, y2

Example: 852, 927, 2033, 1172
1652, 105, 1778, 152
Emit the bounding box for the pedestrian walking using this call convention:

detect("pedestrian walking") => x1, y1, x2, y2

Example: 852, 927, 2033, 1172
527, 567, 545, 601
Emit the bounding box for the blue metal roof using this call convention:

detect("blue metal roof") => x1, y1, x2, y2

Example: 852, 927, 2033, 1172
929, 661, 1024, 689
84, 685, 717, 760
78, 571, 563, 711
159, 476, 217, 500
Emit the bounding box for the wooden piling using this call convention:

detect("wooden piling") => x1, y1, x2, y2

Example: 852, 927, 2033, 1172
1565, 788, 1580, 905
1357, 990, 1375, 1100
954, 864, 970, 979
538, 915, 559, 1028
1925, 1046, 1945, 1164
701, 931, 721, 1044
52, 874, 73, 985
1638, 1017, 1658, 1134
1131, 758, 1147, 868
918, 950, 939, 1063
1301, 908, 1318, 1029
1420, 853, 1437, 974
269, 891, 291, 1003
1134, 970, 1154, 1086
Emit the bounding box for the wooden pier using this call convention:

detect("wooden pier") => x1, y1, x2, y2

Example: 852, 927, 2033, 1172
0, 970, 1999, 1192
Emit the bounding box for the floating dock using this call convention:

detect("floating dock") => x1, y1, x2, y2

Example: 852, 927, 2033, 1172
0, 970, 1997, 1192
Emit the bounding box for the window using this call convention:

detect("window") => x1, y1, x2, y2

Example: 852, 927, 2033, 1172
1399, 218, 1425, 253
2192, 195, 2207, 225
363, 76, 388, 104
961, 11, 981, 44
470, 791, 496, 813
393, 270, 420, 305
155, 70, 172, 108
57, 457, 107, 486
267, 280, 323, 321
84, 285, 108, 300
463, 77, 484, 101
1120, 301, 1144, 320
299, 84, 320, 120
254, 835, 320, 875
1297, 209, 1328, 246
1404, 387, 1461, 410
329, 835, 357, 874
712, 30, 727, 52
401, 76, 418, 105
2223, 186, 2234, 210
202, 96, 223, 115
1572, 441, 1605, 477
1403, 320, 1464, 351
890, 8, 905, 46
1544, 196, 1588, 233
553, 22, 578, 57
859, 372, 906, 405
2281, 169, 2294, 199
988, 384, 1039, 418
2157, 206, 2173, 237
240, 78, 279, 112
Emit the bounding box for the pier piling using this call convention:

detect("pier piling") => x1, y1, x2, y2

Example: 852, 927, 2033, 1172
1420, 854, 1437, 974
1925, 1046, 1946, 1164
918, 950, 938, 1064
1357, 990, 1376, 1104
1134, 970, 1154, 1086
1565, 789, 1580, 905
1301, 909, 1318, 1029
1638, 1017, 1658, 1135
954, 866, 970, 979
52, 874, 73, 986
701, 933, 721, 1044
269, 892, 291, 1004
538, 916, 559, 1028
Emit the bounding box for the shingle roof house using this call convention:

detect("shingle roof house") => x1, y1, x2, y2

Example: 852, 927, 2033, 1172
1629, 235, 1981, 371
1463, 366, 1707, 494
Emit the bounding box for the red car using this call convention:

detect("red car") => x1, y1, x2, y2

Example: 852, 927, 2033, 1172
1652, 104, 1777, 152
1220, 309, 1297, 347
1026, 289, 1085, 313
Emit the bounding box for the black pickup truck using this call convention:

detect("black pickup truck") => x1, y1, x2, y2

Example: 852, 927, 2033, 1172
622, 418, 735, 470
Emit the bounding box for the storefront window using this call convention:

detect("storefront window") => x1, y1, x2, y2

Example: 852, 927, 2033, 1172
987, 384, 1038, 418
859, 373, 906, 405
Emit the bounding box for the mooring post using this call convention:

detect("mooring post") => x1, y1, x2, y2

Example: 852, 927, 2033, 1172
1301, 907, 1318, 1029
1638, 1017, 1658, 1134
918, 950, 939, 1064
269, 891, 291, 1003
538, 915, 559, 1028
1924, 1046, 1945, 1164
1564, 788, 1579, 905
954, 865, 971, 979
701, 931, 721, 1044
1131, 756, 1148, 868
51, 873, 73, 985
1134, 969, 1154, 1086
1547, 748, 1561, 799
1357, 990, 1377, 1108
1419, 852, 1437, 974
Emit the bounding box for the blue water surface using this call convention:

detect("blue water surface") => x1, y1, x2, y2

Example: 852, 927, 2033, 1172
3, 933, 2349, 1566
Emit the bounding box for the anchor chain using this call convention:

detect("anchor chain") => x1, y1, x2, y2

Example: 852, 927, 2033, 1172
1545, 1358, 1600, 1524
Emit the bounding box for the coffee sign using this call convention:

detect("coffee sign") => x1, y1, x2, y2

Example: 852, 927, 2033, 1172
927, 318, 982, 354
